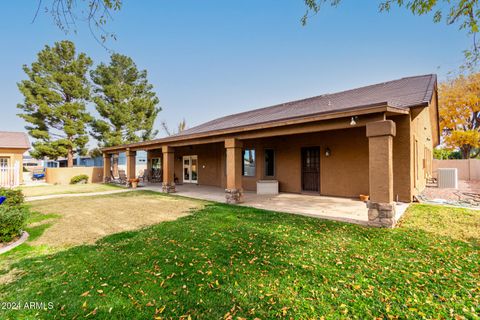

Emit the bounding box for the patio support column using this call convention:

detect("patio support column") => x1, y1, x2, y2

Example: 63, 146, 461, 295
112, 153, 119, 177
225, 138, 243, 204
126, 149, 136, 181
103, 153, 111, 183
162, 146, 176, 193
366, 120, 396, 228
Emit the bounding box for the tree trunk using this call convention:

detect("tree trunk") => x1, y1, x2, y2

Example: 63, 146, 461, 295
67, 150, 74, 168
461, 145, 471, 159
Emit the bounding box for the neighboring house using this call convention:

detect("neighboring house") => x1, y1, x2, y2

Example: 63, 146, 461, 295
102, 74, 439, 226
56, 156, 104, 168
23, 156, 60, 170
0, 131, 30, 187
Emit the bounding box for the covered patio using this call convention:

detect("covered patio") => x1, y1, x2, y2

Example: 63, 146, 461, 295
142, 183, 409, 226
101, 75, 440, 228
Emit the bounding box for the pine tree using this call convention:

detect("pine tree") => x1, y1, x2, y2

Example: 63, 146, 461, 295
17, 40, 93, 167
90, 53, 161, 147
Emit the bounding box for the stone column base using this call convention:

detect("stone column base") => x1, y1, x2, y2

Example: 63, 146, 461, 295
225, 188, 243, 204
367, 202, 397, 228
162, 183, 176, 193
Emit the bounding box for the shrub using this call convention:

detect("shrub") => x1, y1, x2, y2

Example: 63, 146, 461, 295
0, 187, 25, 206
0, 205, 29, 242
70, 174, 89, 185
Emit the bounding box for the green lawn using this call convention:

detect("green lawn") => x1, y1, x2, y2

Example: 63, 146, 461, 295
19, 183, 124, 197
0, 192, 478, 319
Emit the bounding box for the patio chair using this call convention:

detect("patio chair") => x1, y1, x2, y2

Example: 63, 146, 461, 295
106, 170, 119, 184
118, 170, 128, 185
150, 169, 162, 183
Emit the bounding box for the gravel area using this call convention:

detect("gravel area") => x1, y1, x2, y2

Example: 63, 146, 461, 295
419, 180, 480, 208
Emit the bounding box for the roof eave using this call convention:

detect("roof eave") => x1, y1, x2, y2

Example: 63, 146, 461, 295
101, 103, 408, 153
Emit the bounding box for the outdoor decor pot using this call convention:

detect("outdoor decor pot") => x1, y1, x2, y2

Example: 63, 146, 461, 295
129, 178, 140, 189
359, 194, 369, 202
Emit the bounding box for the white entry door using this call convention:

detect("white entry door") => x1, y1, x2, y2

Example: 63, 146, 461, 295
183, 155, 198, 183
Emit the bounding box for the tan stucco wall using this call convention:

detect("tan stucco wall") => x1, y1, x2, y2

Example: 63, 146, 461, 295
155, 127, 370, 198
388, 115, 412, 202
173, 142, 226, 187
410, 105, 435, 197
0, 148, 28, 184
46, 167, 104, 185
241, 127, 370, 197
141, 104, 438, 202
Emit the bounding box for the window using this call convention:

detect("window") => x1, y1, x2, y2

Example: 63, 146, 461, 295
264, 149, 275, 177
242, 149, 256, 177
0, 158, 8, 168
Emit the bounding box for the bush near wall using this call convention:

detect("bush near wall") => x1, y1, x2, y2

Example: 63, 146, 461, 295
0, 187, 25, 206
70, 174, 89, 185
0, 205, 29, 242
0, 188, 28, 243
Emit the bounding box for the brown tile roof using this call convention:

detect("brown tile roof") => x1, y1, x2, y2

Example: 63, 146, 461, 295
176, 74, 436, 137
0, 131, 30, 149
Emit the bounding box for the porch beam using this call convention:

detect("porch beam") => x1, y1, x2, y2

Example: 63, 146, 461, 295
162, 146, 176, 193
225, 138, 243, 204
128, 113, 387, 151
100, 104, 409, 153
366, 120, 396, 228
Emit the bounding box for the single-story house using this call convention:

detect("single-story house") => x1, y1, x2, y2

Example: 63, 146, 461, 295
0, 131, 30, 186
102, 74, 439, 227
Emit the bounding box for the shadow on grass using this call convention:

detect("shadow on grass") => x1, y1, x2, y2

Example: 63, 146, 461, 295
0, 202, 478, 319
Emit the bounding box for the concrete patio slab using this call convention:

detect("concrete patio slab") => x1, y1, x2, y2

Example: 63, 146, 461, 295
143, 183, 410, 226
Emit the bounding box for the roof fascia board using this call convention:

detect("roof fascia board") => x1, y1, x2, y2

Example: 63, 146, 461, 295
102, 104, 405, 153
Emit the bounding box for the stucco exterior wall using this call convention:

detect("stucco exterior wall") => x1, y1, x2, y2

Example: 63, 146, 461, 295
248, 127, 370, 197
140, 106, 437, 203
410, 104, 435, 197
46, 167, 104, 185
173, 142, 225, 187
389, 115, 412, 202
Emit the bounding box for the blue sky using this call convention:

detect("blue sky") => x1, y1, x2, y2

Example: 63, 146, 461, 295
0, 1, 470, 144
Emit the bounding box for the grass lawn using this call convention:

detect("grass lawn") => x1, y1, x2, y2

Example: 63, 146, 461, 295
19, 183, 124, 198
0, 192, 478, 319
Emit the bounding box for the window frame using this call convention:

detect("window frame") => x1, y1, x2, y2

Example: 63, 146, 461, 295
0, 157, 9, 168
242, 149, 256, 177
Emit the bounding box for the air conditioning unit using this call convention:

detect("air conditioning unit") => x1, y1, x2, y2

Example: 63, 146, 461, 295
437, 168, 458, 189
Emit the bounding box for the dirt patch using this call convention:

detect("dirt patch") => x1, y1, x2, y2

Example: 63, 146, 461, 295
28, 192, 203, 248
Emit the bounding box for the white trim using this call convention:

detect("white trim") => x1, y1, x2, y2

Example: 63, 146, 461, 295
182, 155, 198, 184
0, 161, 20, 188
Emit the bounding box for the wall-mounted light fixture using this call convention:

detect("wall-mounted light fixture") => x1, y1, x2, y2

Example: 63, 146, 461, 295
350, 116, 358, 126
325, 147, 331, 157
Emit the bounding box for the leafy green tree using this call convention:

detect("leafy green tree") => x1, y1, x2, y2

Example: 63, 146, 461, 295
433, 148, 462, 159
17, 40, 93, 167
90, 53, 161, 147
303, 0, 480, 68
